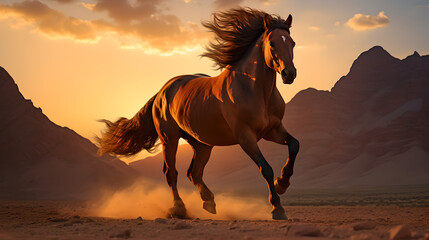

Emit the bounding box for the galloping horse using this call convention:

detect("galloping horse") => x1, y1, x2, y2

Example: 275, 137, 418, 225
98, 8, 299, 220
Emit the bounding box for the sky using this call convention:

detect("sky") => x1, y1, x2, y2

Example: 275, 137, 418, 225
0, 0, 428, 160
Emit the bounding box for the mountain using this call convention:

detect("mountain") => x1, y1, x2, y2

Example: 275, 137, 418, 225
283, 46, 429, 188
130, 46, 429, 195
0, 67, 138, 200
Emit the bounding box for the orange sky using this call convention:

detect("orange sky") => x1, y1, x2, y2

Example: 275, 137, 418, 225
1, 0, 428, 160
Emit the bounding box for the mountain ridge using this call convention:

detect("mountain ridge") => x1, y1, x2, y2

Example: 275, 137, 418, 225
0, 67, 138, 200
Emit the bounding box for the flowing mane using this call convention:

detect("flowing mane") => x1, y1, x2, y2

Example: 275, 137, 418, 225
201, 7, 290, 69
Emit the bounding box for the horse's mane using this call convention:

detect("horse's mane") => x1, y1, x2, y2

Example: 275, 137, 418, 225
201, 7, 289, 70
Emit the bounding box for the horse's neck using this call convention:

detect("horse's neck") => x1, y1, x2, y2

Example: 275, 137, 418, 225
230, 36, 276, 101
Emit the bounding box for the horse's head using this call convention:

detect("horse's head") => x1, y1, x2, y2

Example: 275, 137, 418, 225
262, 14, 296, 84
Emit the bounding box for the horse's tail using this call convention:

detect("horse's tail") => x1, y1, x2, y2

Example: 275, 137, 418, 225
97, 95, 159, 156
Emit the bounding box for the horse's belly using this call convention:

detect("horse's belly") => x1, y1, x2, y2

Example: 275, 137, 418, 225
173, 101, 237, 146
188, 119, 238, 146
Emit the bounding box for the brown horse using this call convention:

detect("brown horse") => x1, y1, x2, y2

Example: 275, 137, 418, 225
98, 8, 299, 220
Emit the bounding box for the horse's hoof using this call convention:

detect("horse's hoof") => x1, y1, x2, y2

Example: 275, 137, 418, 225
167, 203, 190, 219
275, 177, 290, 195
271, 207, 288, 220
203, 200, 217, 214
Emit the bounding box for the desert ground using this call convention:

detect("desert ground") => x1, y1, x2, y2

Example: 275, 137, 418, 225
0, 199, 428, 240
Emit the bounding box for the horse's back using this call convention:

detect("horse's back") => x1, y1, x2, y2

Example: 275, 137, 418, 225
157, 74, 207, 102
153, 74, 237, 146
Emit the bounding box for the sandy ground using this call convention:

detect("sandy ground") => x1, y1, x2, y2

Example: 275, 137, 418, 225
0, 200, 428, 240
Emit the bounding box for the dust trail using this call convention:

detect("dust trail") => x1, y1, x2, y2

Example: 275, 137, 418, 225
91, 178, 271, 220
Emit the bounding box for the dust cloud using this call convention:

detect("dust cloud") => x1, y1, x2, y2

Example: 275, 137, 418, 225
91, 178, 271, 220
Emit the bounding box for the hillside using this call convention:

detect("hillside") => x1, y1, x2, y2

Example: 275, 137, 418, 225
0, 67, 138, 200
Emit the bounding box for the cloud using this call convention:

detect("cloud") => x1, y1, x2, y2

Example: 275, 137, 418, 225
213, 0, 243, 9
326, 34, 335, 39
0, 0, 96, 41
92, 0, 161, 24
49, 0, 76, 3
308, 26, 320, 31
345, 11, 389, 31
0, 0, 208, 55
78, 2, 95, 11
91, 0, 207, 54
260, 0, 277, 6
213, 0, 275, 9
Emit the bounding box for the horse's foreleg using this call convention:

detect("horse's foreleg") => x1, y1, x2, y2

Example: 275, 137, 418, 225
186, 139, 216, 214
263, 125, 300, 195
162, 139, 189, 219
237, 129, 287, 220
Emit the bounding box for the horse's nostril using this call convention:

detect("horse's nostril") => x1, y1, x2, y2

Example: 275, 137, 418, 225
281, 69, 287, 78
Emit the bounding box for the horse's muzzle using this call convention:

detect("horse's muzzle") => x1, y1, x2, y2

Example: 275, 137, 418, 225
281, 69, 296, 84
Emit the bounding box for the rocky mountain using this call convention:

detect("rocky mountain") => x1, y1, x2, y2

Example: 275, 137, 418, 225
130, 46, 429, 195
0, 67, 138, 200
282, 46, 429, 188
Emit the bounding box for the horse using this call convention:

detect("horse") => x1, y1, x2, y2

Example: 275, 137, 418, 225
98, 8, 299, 220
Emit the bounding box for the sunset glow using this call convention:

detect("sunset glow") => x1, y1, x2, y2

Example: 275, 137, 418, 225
1, 0, 428, 160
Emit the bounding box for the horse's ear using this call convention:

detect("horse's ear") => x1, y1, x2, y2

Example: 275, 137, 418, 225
264, 14, 272, 30
285, 14, 293, 27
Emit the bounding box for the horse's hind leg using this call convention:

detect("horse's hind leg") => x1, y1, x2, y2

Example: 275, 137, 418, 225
161, 136, 189, 219
263, 124, 299, 195
186, 138, 216, 214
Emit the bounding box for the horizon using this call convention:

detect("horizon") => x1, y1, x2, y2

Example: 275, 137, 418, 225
1, 0, 429, 161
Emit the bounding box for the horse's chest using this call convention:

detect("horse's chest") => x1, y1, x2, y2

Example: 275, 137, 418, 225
234, 103, 279, 132
255, 103, 285, 137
